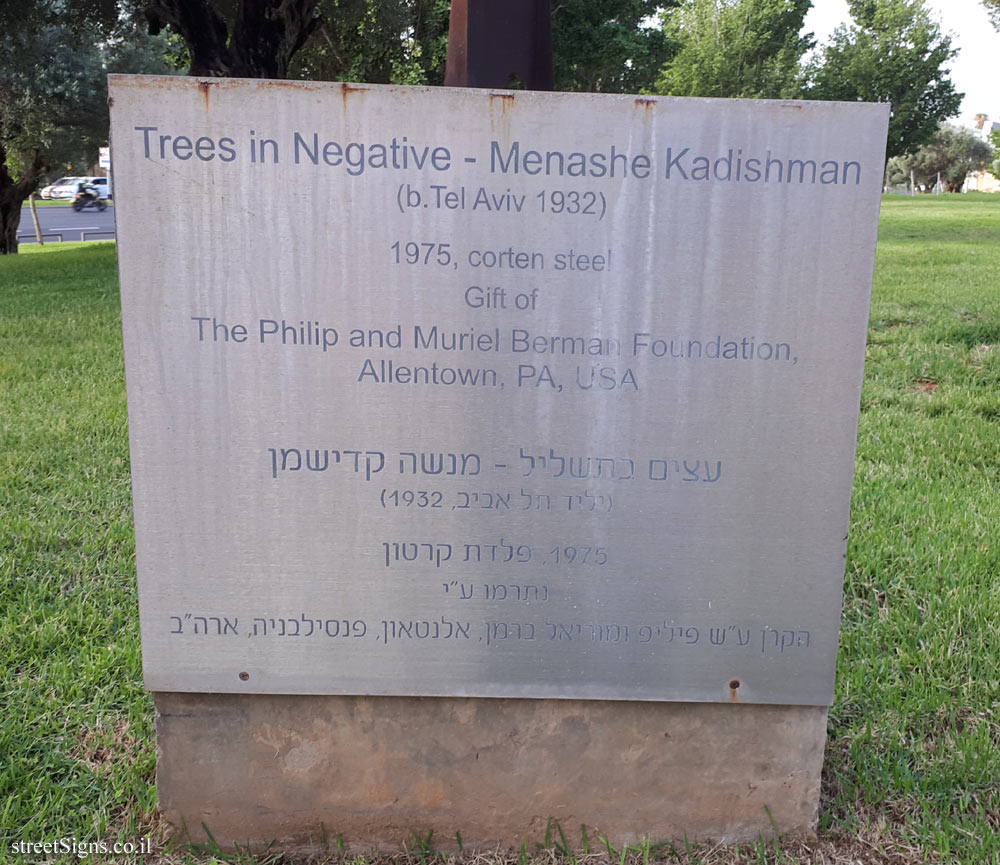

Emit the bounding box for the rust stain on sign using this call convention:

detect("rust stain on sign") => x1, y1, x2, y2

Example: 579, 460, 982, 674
634, 96, 657, 121
123, 75, 350, 114
197, 80, 213, 112
488, 92, 516, 134
340, 81, 370, 111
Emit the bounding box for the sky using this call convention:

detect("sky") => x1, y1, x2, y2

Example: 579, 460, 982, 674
802, 0, 1000, 129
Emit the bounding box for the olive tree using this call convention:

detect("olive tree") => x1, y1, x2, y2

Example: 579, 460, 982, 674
0, 1, 175, 253
886, 123, 993, 192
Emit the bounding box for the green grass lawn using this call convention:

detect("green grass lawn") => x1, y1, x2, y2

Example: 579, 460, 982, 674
1, 195, 999, 865
0, 243, 155, 859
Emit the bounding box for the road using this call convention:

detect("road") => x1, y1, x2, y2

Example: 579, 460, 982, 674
18, 202, 116, 244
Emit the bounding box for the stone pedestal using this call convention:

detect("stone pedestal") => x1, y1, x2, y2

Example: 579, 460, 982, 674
155, 693, 827, 853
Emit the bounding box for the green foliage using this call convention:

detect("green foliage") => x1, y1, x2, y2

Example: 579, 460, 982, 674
0, 1, 179, 252
289, 0, 677, 93
802, 0, 962, 159
1, 25, 107, 177
552, 0, 678, 94
406, 828, 446, 863
989, 127, 1000, 180
655, 0, 813, 99
290, 0, 450, 85
983, 0, 1000, 30
1, 19, 174, 178
0, 1, 122, 182
886, 124, 993, 192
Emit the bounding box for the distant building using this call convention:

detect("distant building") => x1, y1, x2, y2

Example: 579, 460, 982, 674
973, 113, 1000, 140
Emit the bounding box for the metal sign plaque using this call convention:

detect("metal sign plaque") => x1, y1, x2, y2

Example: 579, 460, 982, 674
111, 76, 888, 705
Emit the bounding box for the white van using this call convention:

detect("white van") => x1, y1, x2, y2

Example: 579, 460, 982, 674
89, 176, 113, 199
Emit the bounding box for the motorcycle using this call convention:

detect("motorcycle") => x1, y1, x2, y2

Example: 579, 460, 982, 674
72, 190, 107, 212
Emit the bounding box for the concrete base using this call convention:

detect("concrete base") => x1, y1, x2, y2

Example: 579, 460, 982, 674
154, 693, 827, 853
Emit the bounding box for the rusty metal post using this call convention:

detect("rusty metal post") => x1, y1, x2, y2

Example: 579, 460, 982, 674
444, 0, 553, 90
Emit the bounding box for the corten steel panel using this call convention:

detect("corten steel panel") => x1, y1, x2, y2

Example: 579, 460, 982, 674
155, 693, 829, 849
110, 76, 888, 704
444, 0, 554, 90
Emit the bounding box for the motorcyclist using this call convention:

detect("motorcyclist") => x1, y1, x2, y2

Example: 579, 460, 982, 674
76, 179, 100, 204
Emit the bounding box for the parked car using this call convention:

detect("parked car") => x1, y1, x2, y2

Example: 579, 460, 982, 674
41, 177, 93, 200
41, 176, 112, 201
39, 177, 81, 199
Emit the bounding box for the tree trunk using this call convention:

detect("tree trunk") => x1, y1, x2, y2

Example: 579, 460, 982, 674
29, 192, 43, 244
145, 0, 321, 78
0, 143, 46, 255
230, 0, 321, 78
0, 190, 23, 254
